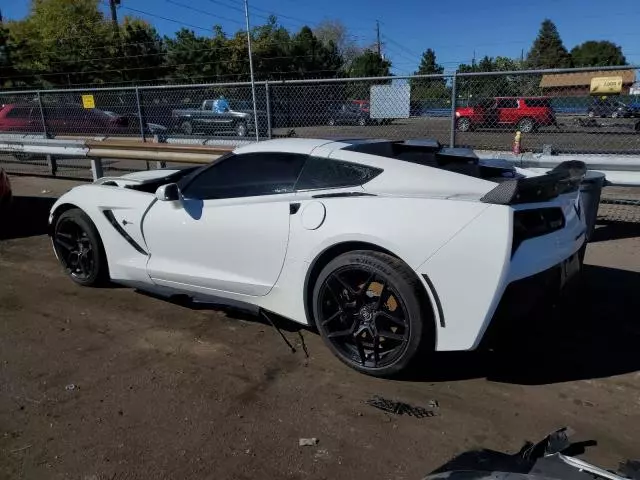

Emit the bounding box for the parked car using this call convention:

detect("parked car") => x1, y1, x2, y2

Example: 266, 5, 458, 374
49, 137, 586, 376
0, 103, 42, 133
587, 98, 638, 118
327, 101, 390, 126
171, 99, 267, 137
0, 103, 166, 137
456, 97, 556, 133
0, 167, 12, 212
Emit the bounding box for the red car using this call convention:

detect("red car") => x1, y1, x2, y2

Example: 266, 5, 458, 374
0, 103, 42, 133
0, 167, 12, 212
455, 97, 556, 133
0, 103, 130, 135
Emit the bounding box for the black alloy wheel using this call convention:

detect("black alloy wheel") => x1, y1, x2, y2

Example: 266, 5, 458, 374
314, 251, 433, 376
53, 209, 108, 286
181, 120, 193, 135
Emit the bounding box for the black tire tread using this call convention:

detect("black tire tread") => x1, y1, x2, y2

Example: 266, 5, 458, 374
313, 250, 434, 377
55, 208, 109, 287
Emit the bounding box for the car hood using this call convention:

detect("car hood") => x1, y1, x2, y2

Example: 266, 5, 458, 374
95, 169, 183, 187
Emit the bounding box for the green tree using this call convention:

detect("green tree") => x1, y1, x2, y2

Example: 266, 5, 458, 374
313, 19, 361, 69
0, 18, 20, 87
570, 40, 626, 67
290, 26, 342, 78
164, 27, 228, 83
526, 19, 571, 69
117, 17, 166, 84
348, 49, 390, 77
8, 0, 113, 87
411, 48, 447, 100
416, 48, 444, 76
456, 56, 532, 104
251, 16, 293, 80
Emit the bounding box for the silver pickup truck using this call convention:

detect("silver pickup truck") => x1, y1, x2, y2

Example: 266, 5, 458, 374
171, 99, 266, 137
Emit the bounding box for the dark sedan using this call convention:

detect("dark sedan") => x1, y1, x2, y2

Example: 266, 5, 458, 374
587, 98, 638, 118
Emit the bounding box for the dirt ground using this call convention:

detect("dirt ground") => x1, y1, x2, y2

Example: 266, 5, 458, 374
1, 176, 639, 480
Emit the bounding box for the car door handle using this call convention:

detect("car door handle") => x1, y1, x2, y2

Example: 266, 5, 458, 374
289, 203, 301, 215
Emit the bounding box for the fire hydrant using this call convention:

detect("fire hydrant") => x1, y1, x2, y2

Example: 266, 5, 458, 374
512, 130, 522, 155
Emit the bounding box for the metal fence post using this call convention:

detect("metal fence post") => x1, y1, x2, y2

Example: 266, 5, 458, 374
46, 154, 57, 177
135, 87, 146, 142
449, 72, 457, 148
90, 158, 104, 180
36, 91, 48, 139
265, 81, 272, 139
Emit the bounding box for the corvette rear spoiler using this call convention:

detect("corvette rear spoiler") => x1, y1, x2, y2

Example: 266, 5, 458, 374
480, 160, 587, 205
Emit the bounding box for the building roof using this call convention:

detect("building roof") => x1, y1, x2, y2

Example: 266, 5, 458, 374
539, 69, 636, 88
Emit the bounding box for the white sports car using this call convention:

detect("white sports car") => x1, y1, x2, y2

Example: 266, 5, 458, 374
49, 138, 587, 376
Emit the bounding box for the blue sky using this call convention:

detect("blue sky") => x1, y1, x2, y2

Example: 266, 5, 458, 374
4, 0, 640, 74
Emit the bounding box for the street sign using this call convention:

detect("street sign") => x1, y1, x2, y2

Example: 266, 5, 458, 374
81, 94, 95, 109
590, 76, 623, 94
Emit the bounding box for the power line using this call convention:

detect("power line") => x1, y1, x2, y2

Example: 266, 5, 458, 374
112, 3, 214, 32
162, 0, 244, 26
0, 53, 347, 80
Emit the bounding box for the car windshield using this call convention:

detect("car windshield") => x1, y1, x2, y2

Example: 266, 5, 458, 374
230, 100, 252, 110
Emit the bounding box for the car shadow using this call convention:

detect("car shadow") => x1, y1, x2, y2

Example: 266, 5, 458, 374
399, 263, 640, 385
0, 196, 56, 240
589, 219, 640, 242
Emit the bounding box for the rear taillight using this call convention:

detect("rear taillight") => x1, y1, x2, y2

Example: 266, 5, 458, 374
512, 208, 565, 255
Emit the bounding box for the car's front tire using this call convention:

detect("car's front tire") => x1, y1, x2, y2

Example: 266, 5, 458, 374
53, 208, 109, 287
312, 250, 434, 377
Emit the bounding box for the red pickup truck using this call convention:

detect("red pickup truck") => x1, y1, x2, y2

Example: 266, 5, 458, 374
455, 97, 556, 133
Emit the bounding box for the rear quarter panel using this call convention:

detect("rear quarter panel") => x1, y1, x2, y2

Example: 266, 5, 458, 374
257, 194, 491, 327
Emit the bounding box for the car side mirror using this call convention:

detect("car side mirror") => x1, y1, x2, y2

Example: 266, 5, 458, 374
155, 183, 181, 201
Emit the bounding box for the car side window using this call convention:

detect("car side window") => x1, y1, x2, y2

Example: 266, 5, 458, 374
182, 152, 307, 200
6, 107, 32, 119
497, 98, 518, 109
295, 157, 382, 190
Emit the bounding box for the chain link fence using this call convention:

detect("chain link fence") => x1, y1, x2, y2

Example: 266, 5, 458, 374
2, 65, 639, 151
1, 65, 640, 180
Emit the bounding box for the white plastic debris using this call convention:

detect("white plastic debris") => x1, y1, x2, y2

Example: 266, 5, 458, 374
299, 438, 319, 447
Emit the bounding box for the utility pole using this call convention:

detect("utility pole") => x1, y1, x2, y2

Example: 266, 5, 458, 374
244, 0, 260, 141
376, 20, 381, 58
109, 0, 119, 35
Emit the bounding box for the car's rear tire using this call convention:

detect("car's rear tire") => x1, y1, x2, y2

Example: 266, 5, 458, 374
457, 117, 471, 132
517, 117, 535, 133
312, 250, 434, 377
235, 122, 248, 137
53, 208, 109, 287
180, 120, 193, 135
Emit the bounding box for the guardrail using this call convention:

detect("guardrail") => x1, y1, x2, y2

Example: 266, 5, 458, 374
0, 134, 234, 180
3, 134, 640, 186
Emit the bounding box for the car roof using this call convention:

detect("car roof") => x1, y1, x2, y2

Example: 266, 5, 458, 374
234, 138, 338, 155
234, 137, 451, 162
